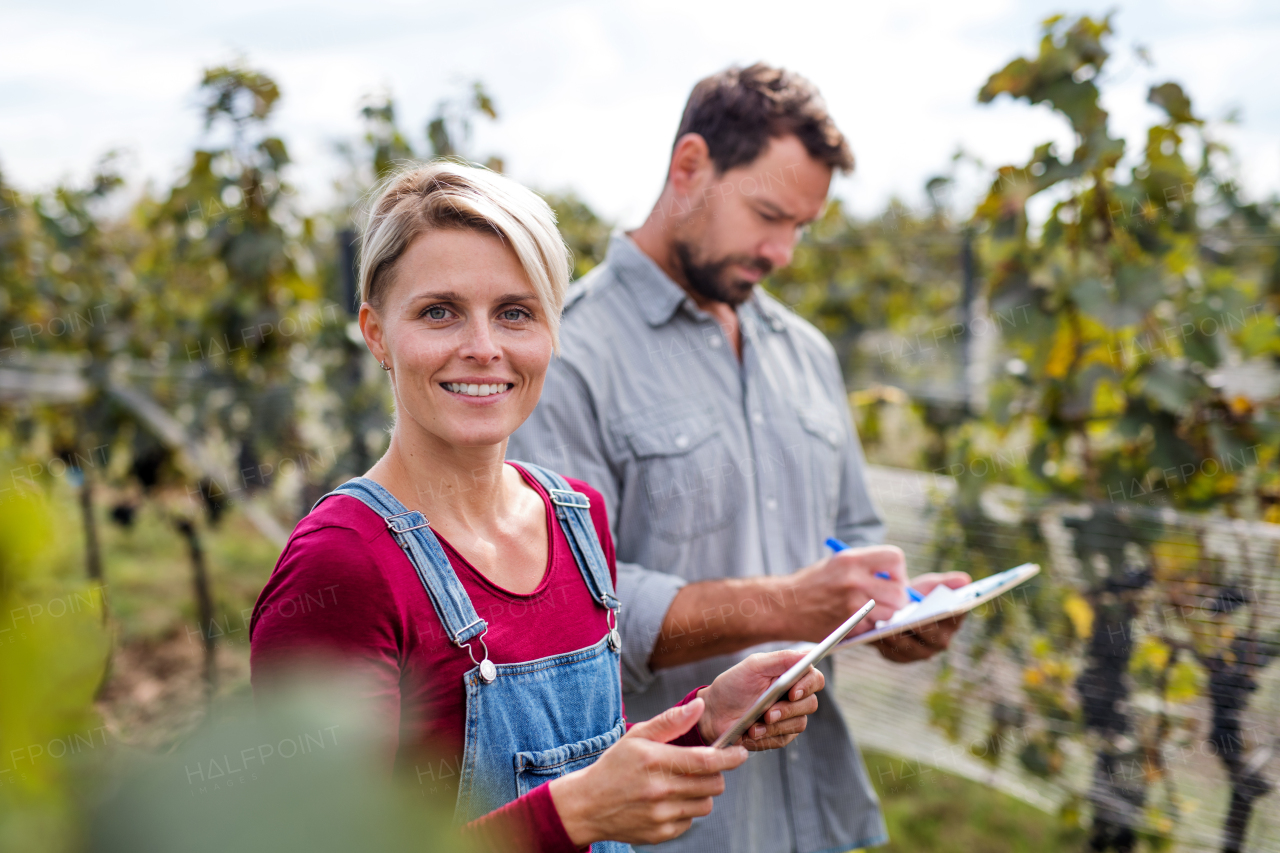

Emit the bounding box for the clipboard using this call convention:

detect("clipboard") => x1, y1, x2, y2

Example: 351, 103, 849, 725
837, 562, 1040, 647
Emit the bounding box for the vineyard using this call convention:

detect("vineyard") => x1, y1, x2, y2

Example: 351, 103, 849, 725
2, 12, 1278, 853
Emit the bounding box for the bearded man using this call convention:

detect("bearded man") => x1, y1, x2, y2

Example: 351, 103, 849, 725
509, 63, 968, 853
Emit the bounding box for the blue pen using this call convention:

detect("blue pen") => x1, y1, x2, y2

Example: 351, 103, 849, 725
825, 537, 924, 602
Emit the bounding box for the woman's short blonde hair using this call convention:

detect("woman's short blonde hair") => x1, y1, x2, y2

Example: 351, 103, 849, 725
358, 161, 572, 350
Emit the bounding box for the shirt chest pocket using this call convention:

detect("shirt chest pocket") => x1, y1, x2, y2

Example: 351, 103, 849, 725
619, 407, 743, 543
798, 404, 845, 511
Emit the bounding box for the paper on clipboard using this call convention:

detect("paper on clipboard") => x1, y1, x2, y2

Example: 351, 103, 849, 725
837, 562, 1040, 647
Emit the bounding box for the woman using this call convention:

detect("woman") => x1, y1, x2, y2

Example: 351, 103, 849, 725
250, 161, 826, 852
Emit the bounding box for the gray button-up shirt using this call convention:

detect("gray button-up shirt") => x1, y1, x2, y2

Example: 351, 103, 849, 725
509, 233, 888, 853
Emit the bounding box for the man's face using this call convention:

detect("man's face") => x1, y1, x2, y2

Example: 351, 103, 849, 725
672, 134, 833, 306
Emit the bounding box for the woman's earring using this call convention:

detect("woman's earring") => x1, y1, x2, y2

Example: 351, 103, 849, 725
380, 360, 390, 371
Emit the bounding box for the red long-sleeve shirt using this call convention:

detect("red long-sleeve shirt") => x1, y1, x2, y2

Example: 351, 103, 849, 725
250, 465, 702, 852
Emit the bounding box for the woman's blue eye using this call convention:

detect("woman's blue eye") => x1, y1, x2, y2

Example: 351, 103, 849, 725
502, 308, 530, 322
425, 306, 449, 320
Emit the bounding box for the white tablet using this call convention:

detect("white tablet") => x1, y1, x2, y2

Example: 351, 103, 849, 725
711, 599, 876, 749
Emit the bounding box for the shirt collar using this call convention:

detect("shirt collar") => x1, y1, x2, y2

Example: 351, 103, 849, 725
750, 290, 789, 333
608, 231, 689, 327
608, 230, 787, 333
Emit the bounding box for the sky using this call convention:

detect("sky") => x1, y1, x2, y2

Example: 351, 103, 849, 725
2, 0, 1278, 227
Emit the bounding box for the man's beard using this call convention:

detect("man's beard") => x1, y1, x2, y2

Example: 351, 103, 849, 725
673, 241, 772, 307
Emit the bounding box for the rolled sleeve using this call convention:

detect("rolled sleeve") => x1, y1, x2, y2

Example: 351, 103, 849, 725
615, 559, 686, 693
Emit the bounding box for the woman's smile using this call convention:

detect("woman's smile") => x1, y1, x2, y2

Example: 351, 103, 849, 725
440, 380, 516, 400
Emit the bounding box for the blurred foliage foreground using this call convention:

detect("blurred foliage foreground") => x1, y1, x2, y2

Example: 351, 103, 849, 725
0, 489, 463, 852
2, 11, 1280, 853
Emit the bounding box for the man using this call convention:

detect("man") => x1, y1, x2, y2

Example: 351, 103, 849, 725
509, 63, 969, 853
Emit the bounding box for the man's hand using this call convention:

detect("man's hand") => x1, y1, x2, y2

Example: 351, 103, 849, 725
781, 545, 910, 642
695, 650, 825, 750
647, 547, 967, 670
872, 571, 970, 663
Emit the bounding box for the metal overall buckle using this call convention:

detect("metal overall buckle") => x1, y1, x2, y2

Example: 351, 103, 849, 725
384, 509, 430, 534
457, 620, 497, 684
602, 594, 622, 653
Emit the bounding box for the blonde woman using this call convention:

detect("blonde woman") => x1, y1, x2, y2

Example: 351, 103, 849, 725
250, 162, 826, 852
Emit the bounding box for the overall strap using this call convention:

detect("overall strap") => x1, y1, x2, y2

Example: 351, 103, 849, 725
512, 462, 619, 613
316, 478, 488, 648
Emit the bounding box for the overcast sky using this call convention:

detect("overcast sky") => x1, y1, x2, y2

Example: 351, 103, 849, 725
2, 0, 1277, 226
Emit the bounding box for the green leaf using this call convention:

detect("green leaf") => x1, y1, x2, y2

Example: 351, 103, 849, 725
927, 686, 965, 741
1147, 82, 1201, 126
1140, 361, 1202, 415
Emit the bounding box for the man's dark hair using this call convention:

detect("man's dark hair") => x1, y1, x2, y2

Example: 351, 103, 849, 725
674, 62, 854, 175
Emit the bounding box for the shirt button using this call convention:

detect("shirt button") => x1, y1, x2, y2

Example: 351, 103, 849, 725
709, 335, 722, 348
828, 430, 839, 443
765, 498, 778, 511
751, 412, 764, 425
674, 434, 690, 449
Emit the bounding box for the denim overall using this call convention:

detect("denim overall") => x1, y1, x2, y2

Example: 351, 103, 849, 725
318, 463, 630, 852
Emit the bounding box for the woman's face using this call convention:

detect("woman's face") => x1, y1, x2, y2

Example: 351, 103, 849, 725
360, 227, 554, 451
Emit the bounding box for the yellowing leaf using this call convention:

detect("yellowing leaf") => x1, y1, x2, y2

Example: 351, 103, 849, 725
1165, 658, 1204, 703
1150, 536, 1199, 578
1091, 377, 1126, 418
1130, 635, 1171, 678
1045, 324, 1076, 379
1063, 592, 1094, 638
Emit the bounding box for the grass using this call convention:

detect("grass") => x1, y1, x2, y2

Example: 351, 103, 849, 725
863, 750, 1086, 853
47, 481, 284, 644
39, 479, 288, 745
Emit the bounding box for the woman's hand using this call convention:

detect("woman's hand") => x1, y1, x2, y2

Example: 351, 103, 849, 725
548, 699, 747, 847
695, 650, 825, 750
